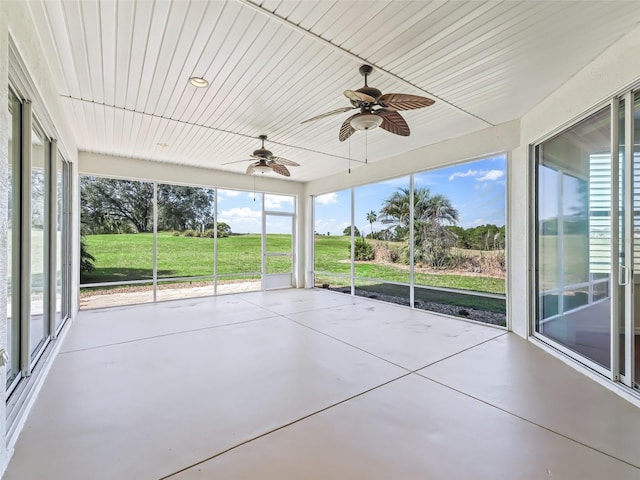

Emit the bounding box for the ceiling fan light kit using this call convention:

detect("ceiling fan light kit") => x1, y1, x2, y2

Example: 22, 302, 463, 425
350, 113, 383, 131
221, 135, 300, 177
252, 164, 272, 174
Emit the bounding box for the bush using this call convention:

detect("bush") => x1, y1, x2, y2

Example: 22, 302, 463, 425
183, 229, 197, 237
353, 237, 374, 261
373, 242, 400, 263
172, 231, 181, 236
202, 229, 216, 238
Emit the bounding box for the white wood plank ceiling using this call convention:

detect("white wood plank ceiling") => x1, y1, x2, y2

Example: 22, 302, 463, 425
27, 0, 640, 182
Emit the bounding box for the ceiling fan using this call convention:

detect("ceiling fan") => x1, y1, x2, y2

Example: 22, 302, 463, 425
222, 135, 300, 177
301, 65, 435, 141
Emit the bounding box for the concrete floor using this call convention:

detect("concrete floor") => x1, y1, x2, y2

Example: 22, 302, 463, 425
4, 289, 640, 480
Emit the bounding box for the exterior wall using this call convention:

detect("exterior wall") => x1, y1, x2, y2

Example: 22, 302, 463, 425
512, 23, 640, 339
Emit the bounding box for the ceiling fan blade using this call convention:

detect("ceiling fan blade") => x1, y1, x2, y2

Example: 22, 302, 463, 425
221, 158, 254, 166
270, 156, 300, 167
270, 163, 291, 177
300, 106, 354, 124
339, 113, 360, 142
344, 90, 375, 103
376, 109, 410, 136
377, 93, 435, 111
246, 162, 259, 174
344, 90, 376, 103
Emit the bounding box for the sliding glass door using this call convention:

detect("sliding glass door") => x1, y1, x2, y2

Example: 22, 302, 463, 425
6, 90, 72, 396
535, 106, 613, 373
535, 95, 638, 391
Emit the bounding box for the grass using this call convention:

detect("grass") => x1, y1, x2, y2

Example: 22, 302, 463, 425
315, 236, 505, 295
81, 233, 292, 283
82, 233, 505, 295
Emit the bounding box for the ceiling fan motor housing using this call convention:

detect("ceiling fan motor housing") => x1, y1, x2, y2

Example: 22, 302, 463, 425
252, 147, 272, 159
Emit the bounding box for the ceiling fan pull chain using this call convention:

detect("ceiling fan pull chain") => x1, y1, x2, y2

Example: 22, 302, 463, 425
365, 129, 368, 164
348, 136, 351, 174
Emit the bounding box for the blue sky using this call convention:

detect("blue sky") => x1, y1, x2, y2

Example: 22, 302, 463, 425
315, 155, 506, 236
215, 155, 506, 235
216, 190, 295, 234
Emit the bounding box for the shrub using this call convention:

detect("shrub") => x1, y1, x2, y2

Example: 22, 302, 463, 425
353, 237, 374, 261
202, 229, 216, 238
172, 231, 181, 236
373, 242, 400, 263
183, 229, 197, 237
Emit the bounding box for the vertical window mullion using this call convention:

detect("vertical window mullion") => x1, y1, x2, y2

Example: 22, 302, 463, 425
46, 140, 57, 339
19, 101, 32, 377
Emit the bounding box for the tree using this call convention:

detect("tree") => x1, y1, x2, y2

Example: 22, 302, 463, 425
157, 185, 215, 232
81, 177, 216, 234
366, 210, 377, 237
217, 221, 231, 238
379, 187, 459, 267
342, 225, 361, 237
81, 177, 154, 233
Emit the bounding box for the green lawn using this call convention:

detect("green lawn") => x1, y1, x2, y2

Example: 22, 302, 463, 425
82, 233, 505, 296
81, 233, 292, 283
315, 235, 504, 295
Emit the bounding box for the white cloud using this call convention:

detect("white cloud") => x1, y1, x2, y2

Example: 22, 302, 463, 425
218, 207, 261, 233
449, 169, 478, 181
477, 169, 504, 182
265, 194, 294, 209
218, 189, 242, 197
315, 192, 339, 205
219, 207, 261, 220
449, 168, 504, 182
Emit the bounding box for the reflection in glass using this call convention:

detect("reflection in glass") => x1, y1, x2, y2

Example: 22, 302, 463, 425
30, 127, 48, 358
536, 106, 612, 369
55, 154, 64, 329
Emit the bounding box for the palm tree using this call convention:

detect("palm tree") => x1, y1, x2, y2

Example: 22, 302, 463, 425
366, 210, 377, 237
379, 187, 459, 266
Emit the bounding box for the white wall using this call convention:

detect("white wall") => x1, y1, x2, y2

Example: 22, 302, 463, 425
79, 152, 304, 197
511, 23, 640, 338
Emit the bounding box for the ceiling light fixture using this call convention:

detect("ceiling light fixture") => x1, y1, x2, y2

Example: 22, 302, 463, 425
350, 113, 383, 131
189, 76, 209, 88
252, 163, 272, 174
